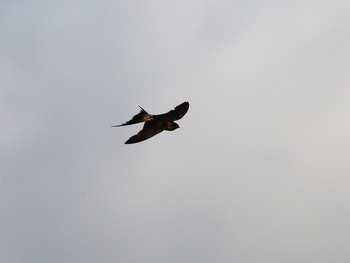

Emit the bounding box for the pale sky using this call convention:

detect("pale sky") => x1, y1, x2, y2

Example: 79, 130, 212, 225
1, 1, 350, 262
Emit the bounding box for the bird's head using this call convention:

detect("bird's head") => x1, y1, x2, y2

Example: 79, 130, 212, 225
168, 122, 180, 131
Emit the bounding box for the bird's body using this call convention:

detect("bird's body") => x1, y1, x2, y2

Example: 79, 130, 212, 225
113, 102, 189, 144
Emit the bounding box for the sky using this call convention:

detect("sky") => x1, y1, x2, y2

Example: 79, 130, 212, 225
1, 1, 350, 262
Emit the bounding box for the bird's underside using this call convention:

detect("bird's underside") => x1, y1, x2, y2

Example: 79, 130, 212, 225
113, 101, 189, 144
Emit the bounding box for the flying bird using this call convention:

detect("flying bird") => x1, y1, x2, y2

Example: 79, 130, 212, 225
113, 101, 189, 144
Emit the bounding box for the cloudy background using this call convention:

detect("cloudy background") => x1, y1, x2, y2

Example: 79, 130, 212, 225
1, 1, 350, 262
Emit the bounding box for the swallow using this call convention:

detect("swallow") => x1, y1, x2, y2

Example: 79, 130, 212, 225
113, 101, 189, 144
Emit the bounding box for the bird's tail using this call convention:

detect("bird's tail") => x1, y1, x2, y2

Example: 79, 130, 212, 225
112, 106, 153, 127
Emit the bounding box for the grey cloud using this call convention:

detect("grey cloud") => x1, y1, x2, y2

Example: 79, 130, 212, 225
1, 1, 350, 263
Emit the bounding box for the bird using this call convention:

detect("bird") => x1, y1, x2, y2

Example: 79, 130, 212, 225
113, 101, 189, 144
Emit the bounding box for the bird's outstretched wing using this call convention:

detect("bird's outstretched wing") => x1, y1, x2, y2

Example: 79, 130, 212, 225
164, 101, 189, 121
112, 106, 153, 127
125, 121, 163, 144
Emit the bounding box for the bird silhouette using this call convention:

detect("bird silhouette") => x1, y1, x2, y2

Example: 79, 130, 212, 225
113, 102, 189, 144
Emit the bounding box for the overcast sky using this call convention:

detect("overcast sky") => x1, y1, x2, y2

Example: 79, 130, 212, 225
1, 1, 350, 262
